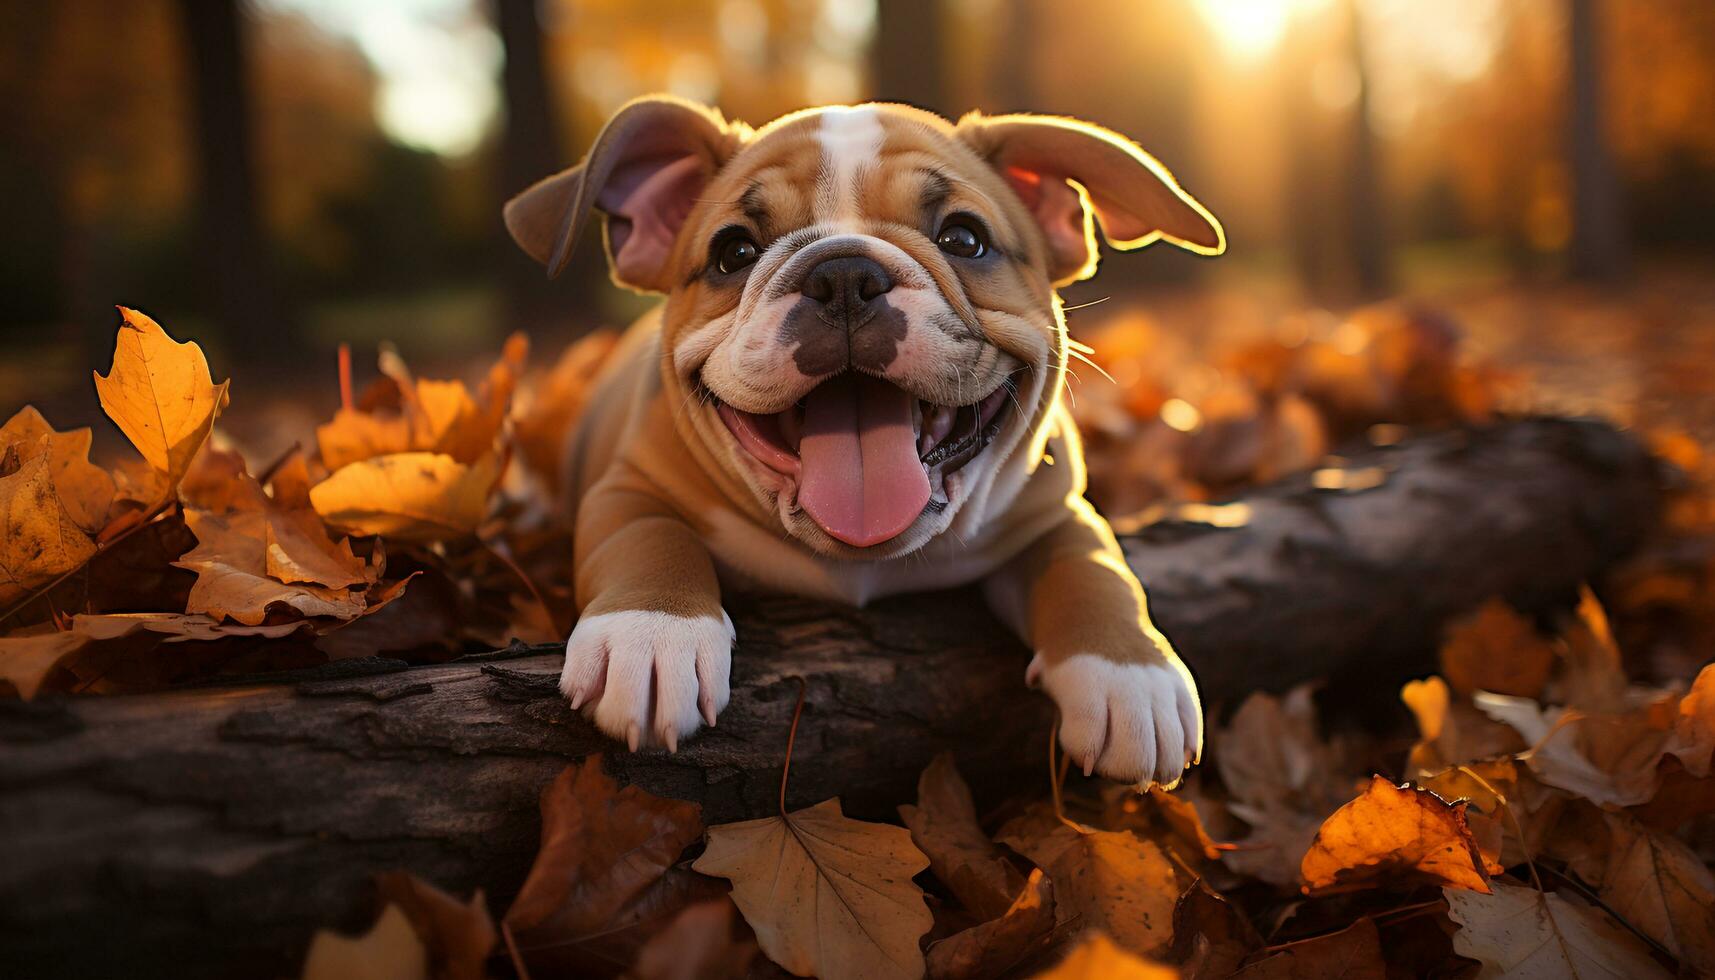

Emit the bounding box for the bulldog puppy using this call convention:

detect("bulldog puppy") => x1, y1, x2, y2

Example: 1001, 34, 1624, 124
505, 97, 1225, 785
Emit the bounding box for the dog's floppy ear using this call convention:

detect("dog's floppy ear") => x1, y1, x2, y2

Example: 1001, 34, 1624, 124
956, 113, 1225, 285
504, 95, 743, 292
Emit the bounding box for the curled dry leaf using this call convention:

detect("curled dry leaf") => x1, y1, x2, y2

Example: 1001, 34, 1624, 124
927, 869, 1059, 980
1300, 776, 1494, 895
176, 506, 368, 626
92, 307, 229, 501
625, 899, 757, 980
0, 450, 97, 606
373, 872, 496, 980
1416, 757, 1518, 870
301, 904, 428, 980
899, 751, 1026, 922
505, 757, 716, 978
1000, 822, 1181, 958
1444, 881, 1672, 980
1229, 917, 1385, 980
0, 406, 114, 533
311, 452, 502, 542
0, 613, 311, 699
1029, 931, 1178, 980
1167, 880, 1262, 980
693, 797, 934, 980
1439, 599, 1555, 699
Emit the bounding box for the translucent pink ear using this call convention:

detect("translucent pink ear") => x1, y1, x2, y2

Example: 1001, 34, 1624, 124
504, 96, 742, 293
958, 113, 1225, 285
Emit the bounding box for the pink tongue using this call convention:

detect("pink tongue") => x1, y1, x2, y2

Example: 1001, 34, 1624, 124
797, 374, 931, 547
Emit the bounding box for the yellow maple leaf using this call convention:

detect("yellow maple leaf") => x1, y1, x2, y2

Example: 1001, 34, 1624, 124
0, 449, 98, 606
1030, 932, 1178, 979
0, 406, 115, 533
92, 308, 229, 500
693, 797, 933, 980
310, 451, 502, 542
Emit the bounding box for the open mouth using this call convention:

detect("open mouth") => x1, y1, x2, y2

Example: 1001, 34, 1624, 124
713, 372, 1015, 548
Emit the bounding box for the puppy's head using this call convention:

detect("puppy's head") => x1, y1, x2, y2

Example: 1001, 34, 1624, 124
507, 97, 1222, 558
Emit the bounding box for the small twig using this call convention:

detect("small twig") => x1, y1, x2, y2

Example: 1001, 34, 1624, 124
337, 343, 354, 413
500, 921, 532, 980
254, 441, 302, 487
779, 676, 808, 817
0, 497, 176, 628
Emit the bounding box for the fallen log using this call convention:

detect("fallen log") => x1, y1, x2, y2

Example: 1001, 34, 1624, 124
0, 418, 1664, 978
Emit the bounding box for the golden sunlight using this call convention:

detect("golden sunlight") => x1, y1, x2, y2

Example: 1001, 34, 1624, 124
1191, 0, 1329, 60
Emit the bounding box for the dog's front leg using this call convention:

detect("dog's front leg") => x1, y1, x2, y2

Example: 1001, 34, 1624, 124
562, 478, 732, 752
983, 497, 1203, 787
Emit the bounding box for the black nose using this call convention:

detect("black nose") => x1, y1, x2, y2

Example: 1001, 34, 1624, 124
802, 256, 893, 322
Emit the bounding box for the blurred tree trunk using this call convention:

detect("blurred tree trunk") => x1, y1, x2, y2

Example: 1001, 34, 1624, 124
494, 0, 588, 332
987, 0, 1036, 112
176, 0, 295, 358
871, 0, 949, 116
1343, 0, 1390, 298
1566, 0, 1628, 282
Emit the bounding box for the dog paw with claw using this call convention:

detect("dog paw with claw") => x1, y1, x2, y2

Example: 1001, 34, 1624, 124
560, 609, 735, 752
1028, 652, 1203, 787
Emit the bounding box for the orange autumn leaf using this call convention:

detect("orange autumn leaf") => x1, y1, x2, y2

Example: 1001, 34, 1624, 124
514, 330, 619, 490
927, 869, 1058, 980
310, 452, 501, 542
627, 900, 758, 980
693, 797, 934, 980
92, 307, 229, 500
0, 406, 115, 534
1001, 823, 1182, 958
1439, 598, 1555, 699
316, 336, 527, 471
0, 449, 97, 607
1300, 776, 1492, 895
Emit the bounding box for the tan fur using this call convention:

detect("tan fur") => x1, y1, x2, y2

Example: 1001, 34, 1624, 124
511, 98, 1224, 783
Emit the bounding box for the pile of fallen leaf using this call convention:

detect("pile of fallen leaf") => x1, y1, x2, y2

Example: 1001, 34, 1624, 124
303, 589, 1715, 980
0, 308, 617, 697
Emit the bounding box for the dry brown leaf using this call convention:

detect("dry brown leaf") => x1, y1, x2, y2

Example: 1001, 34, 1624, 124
176, 507, 368, 625
1564, 811, 1715, 974
1439, 599, 1555, 699
625, 899, 757, 980
1300, 776, 1493, 895
301, 904, 428, 980
1029, 932, 1178, 979
1001, 823, 1181, 957
0, 612, 312, 699
92, 307, 229, 500
0, 406, 114, 533
310, 452, 501, 542
373, 872, 496, 980
927, 869, 1059, 980
1668, 663, 1715, 777
1444, 881, 1672, 979
1553, 587, 1630, 713
0, 449, 97, 606
505, 758, 714, 978
1523, 698, 1679, 807
693, 797, 933, 980
899, 751, 1026, 922
1215, 687, 1358, 886
1417, 758, 1519, 870
1230, 918, 1386, 979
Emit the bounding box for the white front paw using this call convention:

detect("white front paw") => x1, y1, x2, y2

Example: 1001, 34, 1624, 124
1028, 652, 1203, 787
560, 609, 735, 752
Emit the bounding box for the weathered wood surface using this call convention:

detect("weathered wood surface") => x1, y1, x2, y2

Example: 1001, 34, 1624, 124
0, 417, 1664, 979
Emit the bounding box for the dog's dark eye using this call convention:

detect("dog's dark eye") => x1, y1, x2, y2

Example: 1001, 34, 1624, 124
715, 234, 760, 274
935, 220, 986, 259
